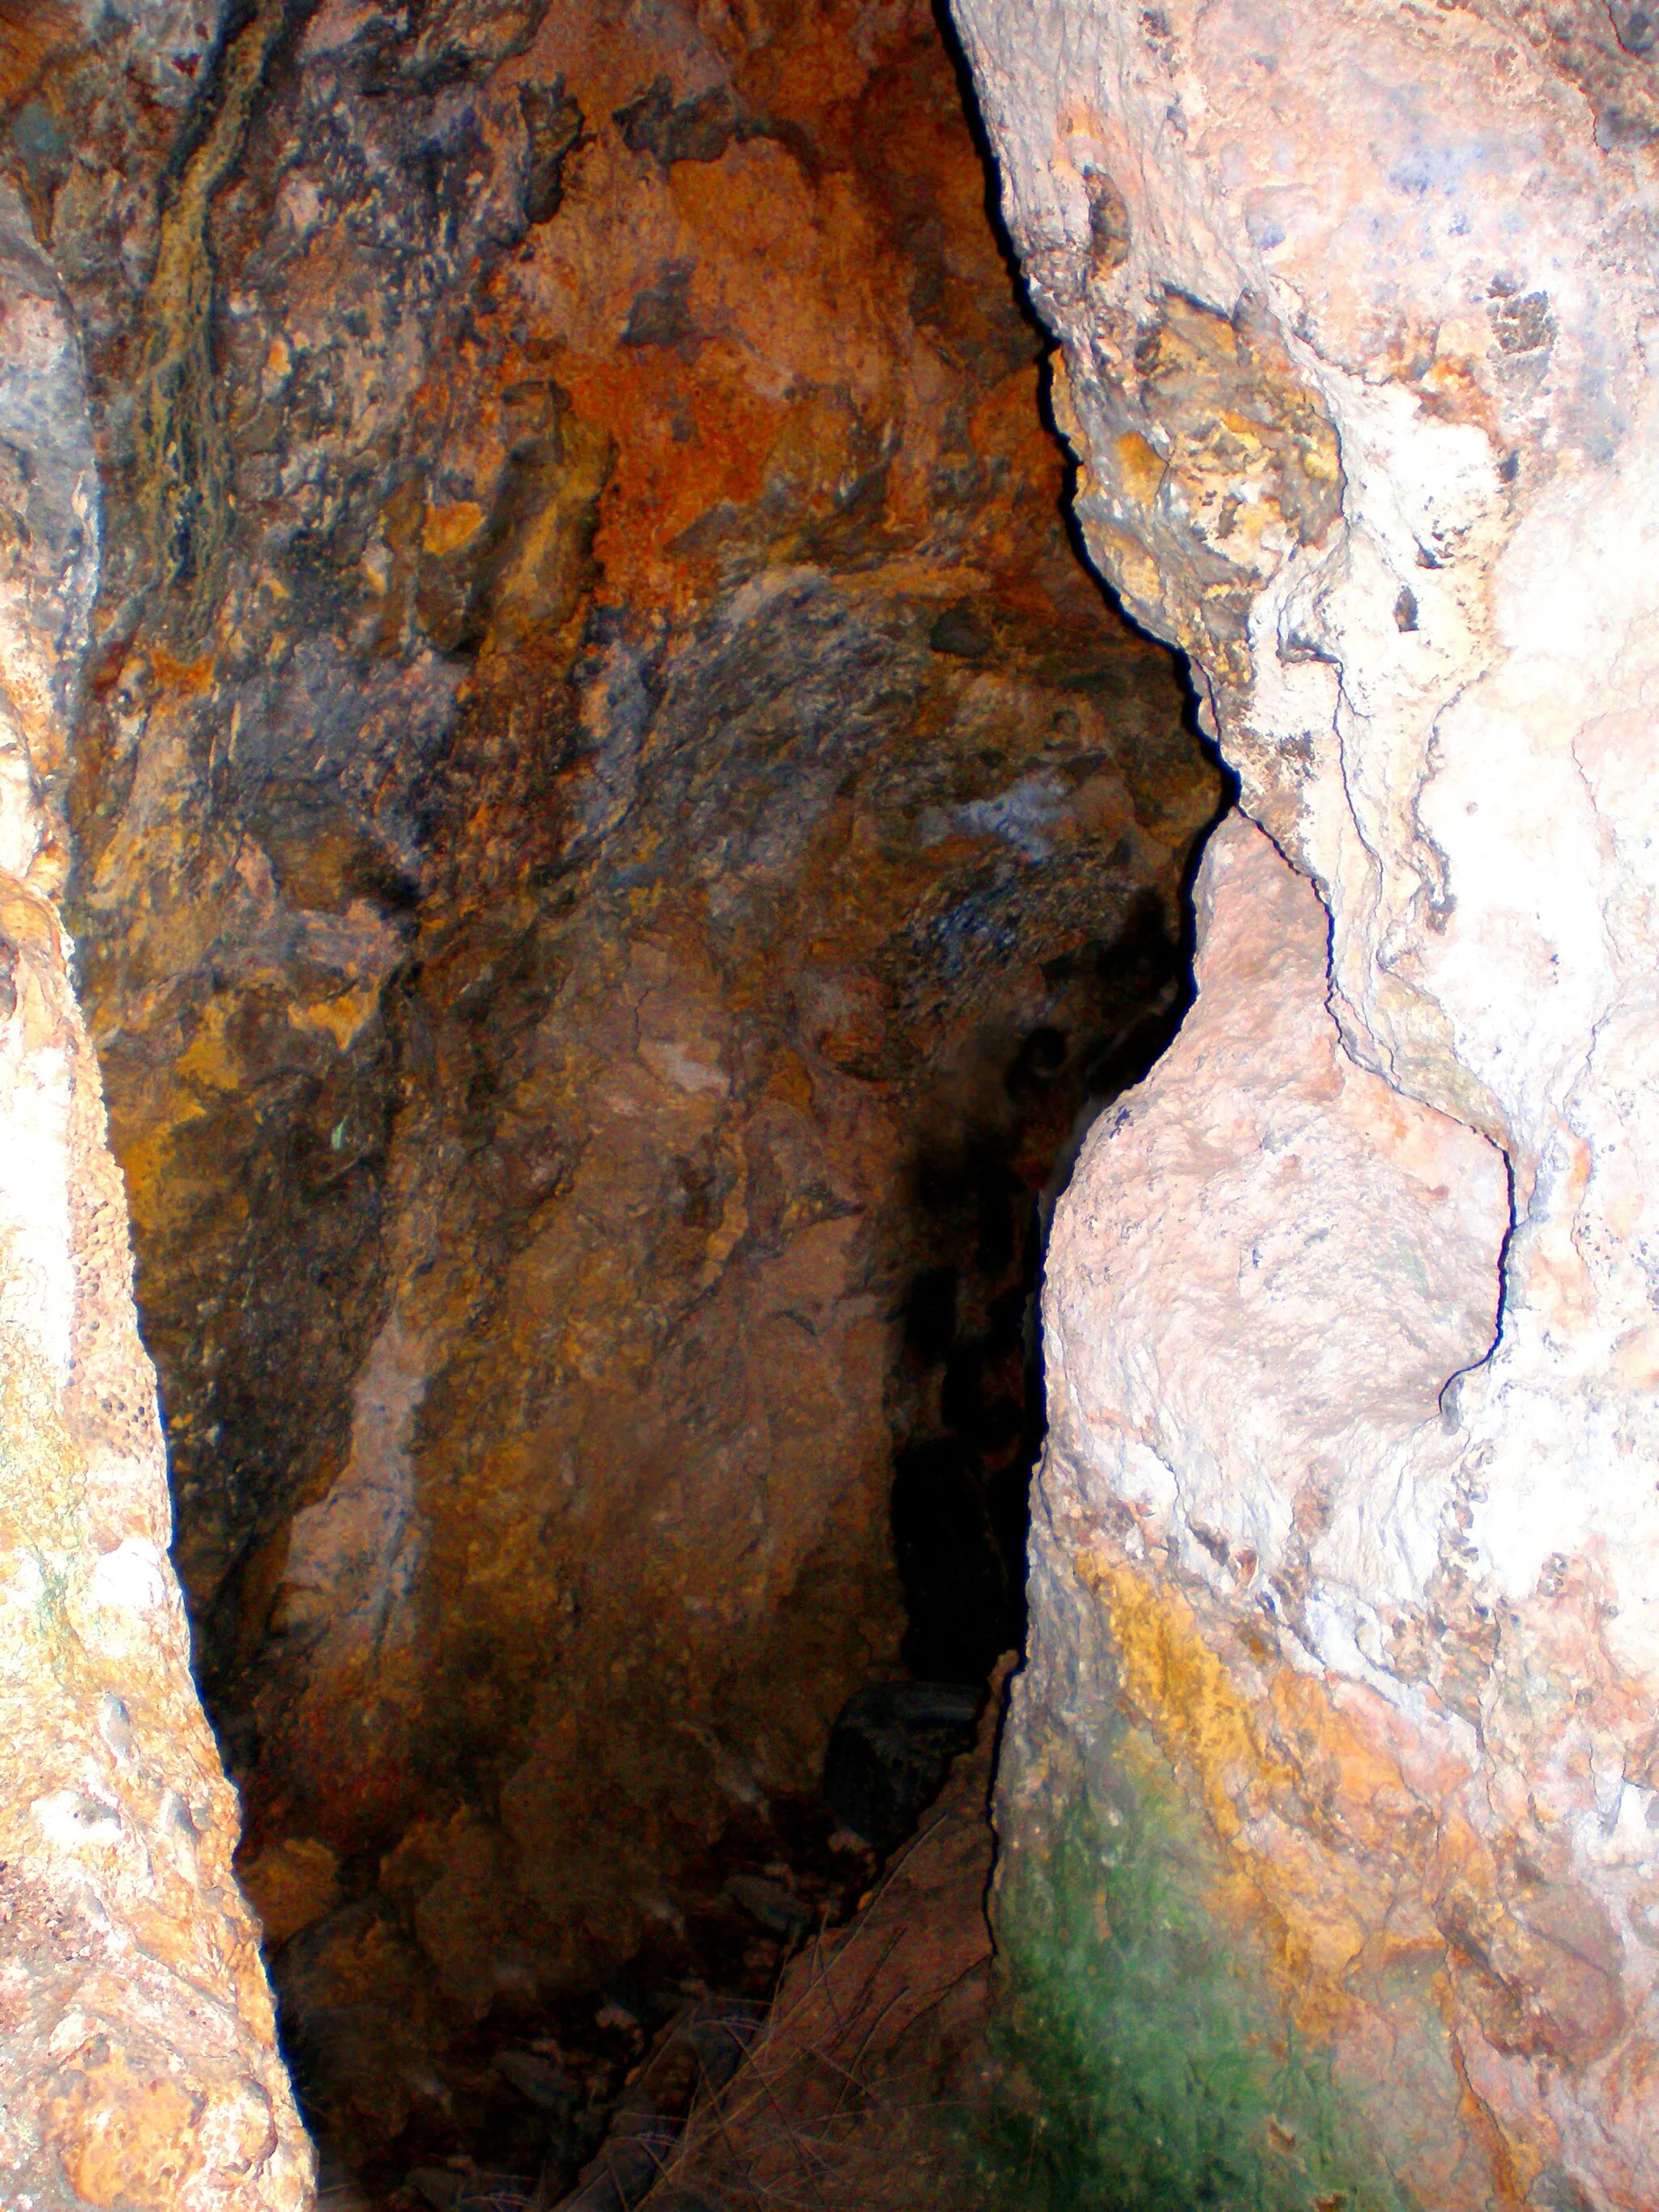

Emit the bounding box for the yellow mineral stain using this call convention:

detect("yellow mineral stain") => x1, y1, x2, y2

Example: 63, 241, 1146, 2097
174, 999, 250, 1095
288, 980, 383, 1053
1076, 1549, 1291, 1842
1047, 353, 1083, 446
766, 1049, 816, 1112
1077, 1554, 1431, 2044
1115, 431, 1165, 506
1096, 525, 1166, 617
421, 500, 488, 558
147, 646, 216, 700
47, 2054, 204, 2211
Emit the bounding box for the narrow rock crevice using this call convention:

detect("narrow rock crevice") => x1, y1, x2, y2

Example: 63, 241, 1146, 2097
19, 0, 1647, 2204
2, 1, 1218, 2205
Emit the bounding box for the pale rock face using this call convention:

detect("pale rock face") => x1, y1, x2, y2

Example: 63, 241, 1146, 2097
0, 190, 311, 2210
953, 0, 1659, 2197
1050, 815, 1508, 1626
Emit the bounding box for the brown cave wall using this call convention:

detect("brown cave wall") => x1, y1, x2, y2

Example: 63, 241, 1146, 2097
7, 0, 1216, 2177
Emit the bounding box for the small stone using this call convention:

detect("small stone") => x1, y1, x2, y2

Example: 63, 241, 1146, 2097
407, 2174, 460, 2211
723, 1874, 812, 1938
492, 2048, 574, 2112
96, 1693, 134, 1763
821, 1681, 979, 1852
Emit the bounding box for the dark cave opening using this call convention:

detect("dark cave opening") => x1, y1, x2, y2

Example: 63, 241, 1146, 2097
885, 885, 1195, 1694
27, 0, 1220, 2200
305, 872, 1216, 2212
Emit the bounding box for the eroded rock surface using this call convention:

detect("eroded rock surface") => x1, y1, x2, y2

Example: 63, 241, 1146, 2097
0, 181, 309, 2212
953, 0, 1659, 2199
5, 0, 1217, 2188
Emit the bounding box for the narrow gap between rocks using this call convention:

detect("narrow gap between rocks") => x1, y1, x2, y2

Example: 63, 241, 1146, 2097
335, 861, 1216, 2212
281, 580, 1218, 2211
40, 0, 1222, 2204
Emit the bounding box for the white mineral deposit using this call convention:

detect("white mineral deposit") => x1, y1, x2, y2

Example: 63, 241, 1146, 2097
954, 0, 1659, 2197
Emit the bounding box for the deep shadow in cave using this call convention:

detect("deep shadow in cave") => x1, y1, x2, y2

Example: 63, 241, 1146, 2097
266, 654, 1222, 2212
886, 885, 1197, 1692
40, 0, 1222, 2201
871, 0, 1225, 1716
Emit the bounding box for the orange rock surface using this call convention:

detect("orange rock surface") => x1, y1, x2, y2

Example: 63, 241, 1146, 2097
3, 0, 1215, 2184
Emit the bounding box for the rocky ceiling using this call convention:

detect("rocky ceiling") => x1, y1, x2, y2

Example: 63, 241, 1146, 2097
2, 0, 1218, 2196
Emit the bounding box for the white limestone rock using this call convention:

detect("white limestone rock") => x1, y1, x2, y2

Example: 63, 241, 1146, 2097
1048, 812, 1508, 1630
0, 183, 313, 2212
953, 0, 1659, 2195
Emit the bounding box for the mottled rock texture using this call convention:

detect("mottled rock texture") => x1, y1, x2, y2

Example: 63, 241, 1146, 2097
5, 0, 1217, 2184
0, 173, 309, 2211
952, 0, 1659, 2200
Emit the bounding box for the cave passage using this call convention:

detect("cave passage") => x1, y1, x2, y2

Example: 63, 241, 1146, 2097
30, 0, 1217, 2201
19, 0, 1656, 2201
887, 884, 1194, 1694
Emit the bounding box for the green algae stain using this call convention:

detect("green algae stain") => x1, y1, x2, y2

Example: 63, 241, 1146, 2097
970, 1751, 1418, 2212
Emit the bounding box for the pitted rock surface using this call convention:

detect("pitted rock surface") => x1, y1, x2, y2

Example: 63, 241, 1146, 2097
953, 0, 1659, 2197
0, 175, 310, 2212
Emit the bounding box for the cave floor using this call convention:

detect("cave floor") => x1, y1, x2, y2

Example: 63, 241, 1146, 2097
327, 1677, 1008, 2212
602, 1668, 1007, 2212
309, 1788, 880, 2208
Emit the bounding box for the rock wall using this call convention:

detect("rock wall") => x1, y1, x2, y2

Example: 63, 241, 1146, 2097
953, 0, 1659, 2201
6, 0, 1218, 2187
0, 176, 309, 2210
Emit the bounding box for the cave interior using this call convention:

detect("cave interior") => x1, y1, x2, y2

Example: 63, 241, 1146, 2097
5, 0, 1222, 2204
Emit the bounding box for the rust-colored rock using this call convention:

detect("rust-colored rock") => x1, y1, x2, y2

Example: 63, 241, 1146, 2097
2, 0, 1216, 2190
